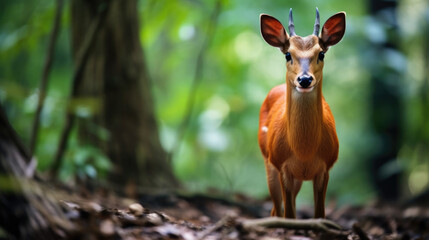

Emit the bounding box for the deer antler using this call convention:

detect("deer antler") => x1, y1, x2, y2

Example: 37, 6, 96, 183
313, 7, 320, 36
288, 8, 296, 36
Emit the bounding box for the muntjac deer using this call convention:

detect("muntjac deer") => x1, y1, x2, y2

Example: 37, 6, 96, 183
258, 8, 345, 218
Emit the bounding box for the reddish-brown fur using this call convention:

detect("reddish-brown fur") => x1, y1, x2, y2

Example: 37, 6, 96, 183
258, 11, 346, 218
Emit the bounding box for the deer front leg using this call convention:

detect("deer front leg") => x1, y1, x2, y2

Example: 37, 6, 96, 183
281, 172, 303, 218
265, 158, 282, 217
313, 171, 329, 218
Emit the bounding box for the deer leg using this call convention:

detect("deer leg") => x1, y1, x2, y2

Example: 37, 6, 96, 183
281, 172, 302, 218
313, 171, 329, 218
265, 158, 282, 217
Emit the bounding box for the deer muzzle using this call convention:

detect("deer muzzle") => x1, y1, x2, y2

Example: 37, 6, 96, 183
297, 75, 313, 88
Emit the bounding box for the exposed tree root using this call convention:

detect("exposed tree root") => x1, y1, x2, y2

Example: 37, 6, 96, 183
241, 217, 343, 235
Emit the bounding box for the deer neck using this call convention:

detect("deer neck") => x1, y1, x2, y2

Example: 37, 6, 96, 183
285, 79, 323, 160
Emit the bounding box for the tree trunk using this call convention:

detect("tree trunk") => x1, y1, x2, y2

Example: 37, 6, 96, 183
70, 0, 179, 189
368, 0, 402, 201
0, 105, 70, 239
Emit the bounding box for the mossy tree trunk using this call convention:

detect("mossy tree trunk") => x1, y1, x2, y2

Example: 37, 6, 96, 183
0, 105, 69, 239
70, 0, 179, 189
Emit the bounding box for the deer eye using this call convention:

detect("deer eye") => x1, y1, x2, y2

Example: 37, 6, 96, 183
285, 52, 292, 62
318, 51, 325, 62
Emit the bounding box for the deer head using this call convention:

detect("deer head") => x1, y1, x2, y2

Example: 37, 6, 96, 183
260, 8, 346, 93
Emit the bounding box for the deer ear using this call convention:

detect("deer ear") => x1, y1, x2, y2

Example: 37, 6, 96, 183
260, 14, 289, 49
320, 12, 346, 48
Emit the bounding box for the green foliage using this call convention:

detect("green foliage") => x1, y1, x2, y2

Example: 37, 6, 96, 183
60, 138, 112, 181
1, 0, 429, 204
397, 0, 429, 196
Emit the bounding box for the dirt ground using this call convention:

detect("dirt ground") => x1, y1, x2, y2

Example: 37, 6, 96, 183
52, 186, 429, 240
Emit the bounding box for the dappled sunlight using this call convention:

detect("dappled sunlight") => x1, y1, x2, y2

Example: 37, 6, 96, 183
408, 165, 429, 195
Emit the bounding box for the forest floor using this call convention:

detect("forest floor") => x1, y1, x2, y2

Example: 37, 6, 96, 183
49, 184, 429, 240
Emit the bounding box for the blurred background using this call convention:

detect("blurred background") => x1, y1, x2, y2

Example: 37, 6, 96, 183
0, 0, 428, 207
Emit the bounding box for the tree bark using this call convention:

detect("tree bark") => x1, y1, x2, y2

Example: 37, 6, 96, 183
70, 0, 179, 188
0, 105, 71, 239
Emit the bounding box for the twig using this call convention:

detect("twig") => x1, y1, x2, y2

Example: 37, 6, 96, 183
49, 2, 110, 179
29, 0, 65, 154
241, 217, 343, 234
197, 215, 233, 240
171, 0, 222, 156
352, 222, 370, 240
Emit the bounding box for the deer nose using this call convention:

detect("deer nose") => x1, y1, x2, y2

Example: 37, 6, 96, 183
297, 75, 313, 88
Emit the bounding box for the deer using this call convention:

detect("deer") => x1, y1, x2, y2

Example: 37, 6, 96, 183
258, 8, 346, 219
